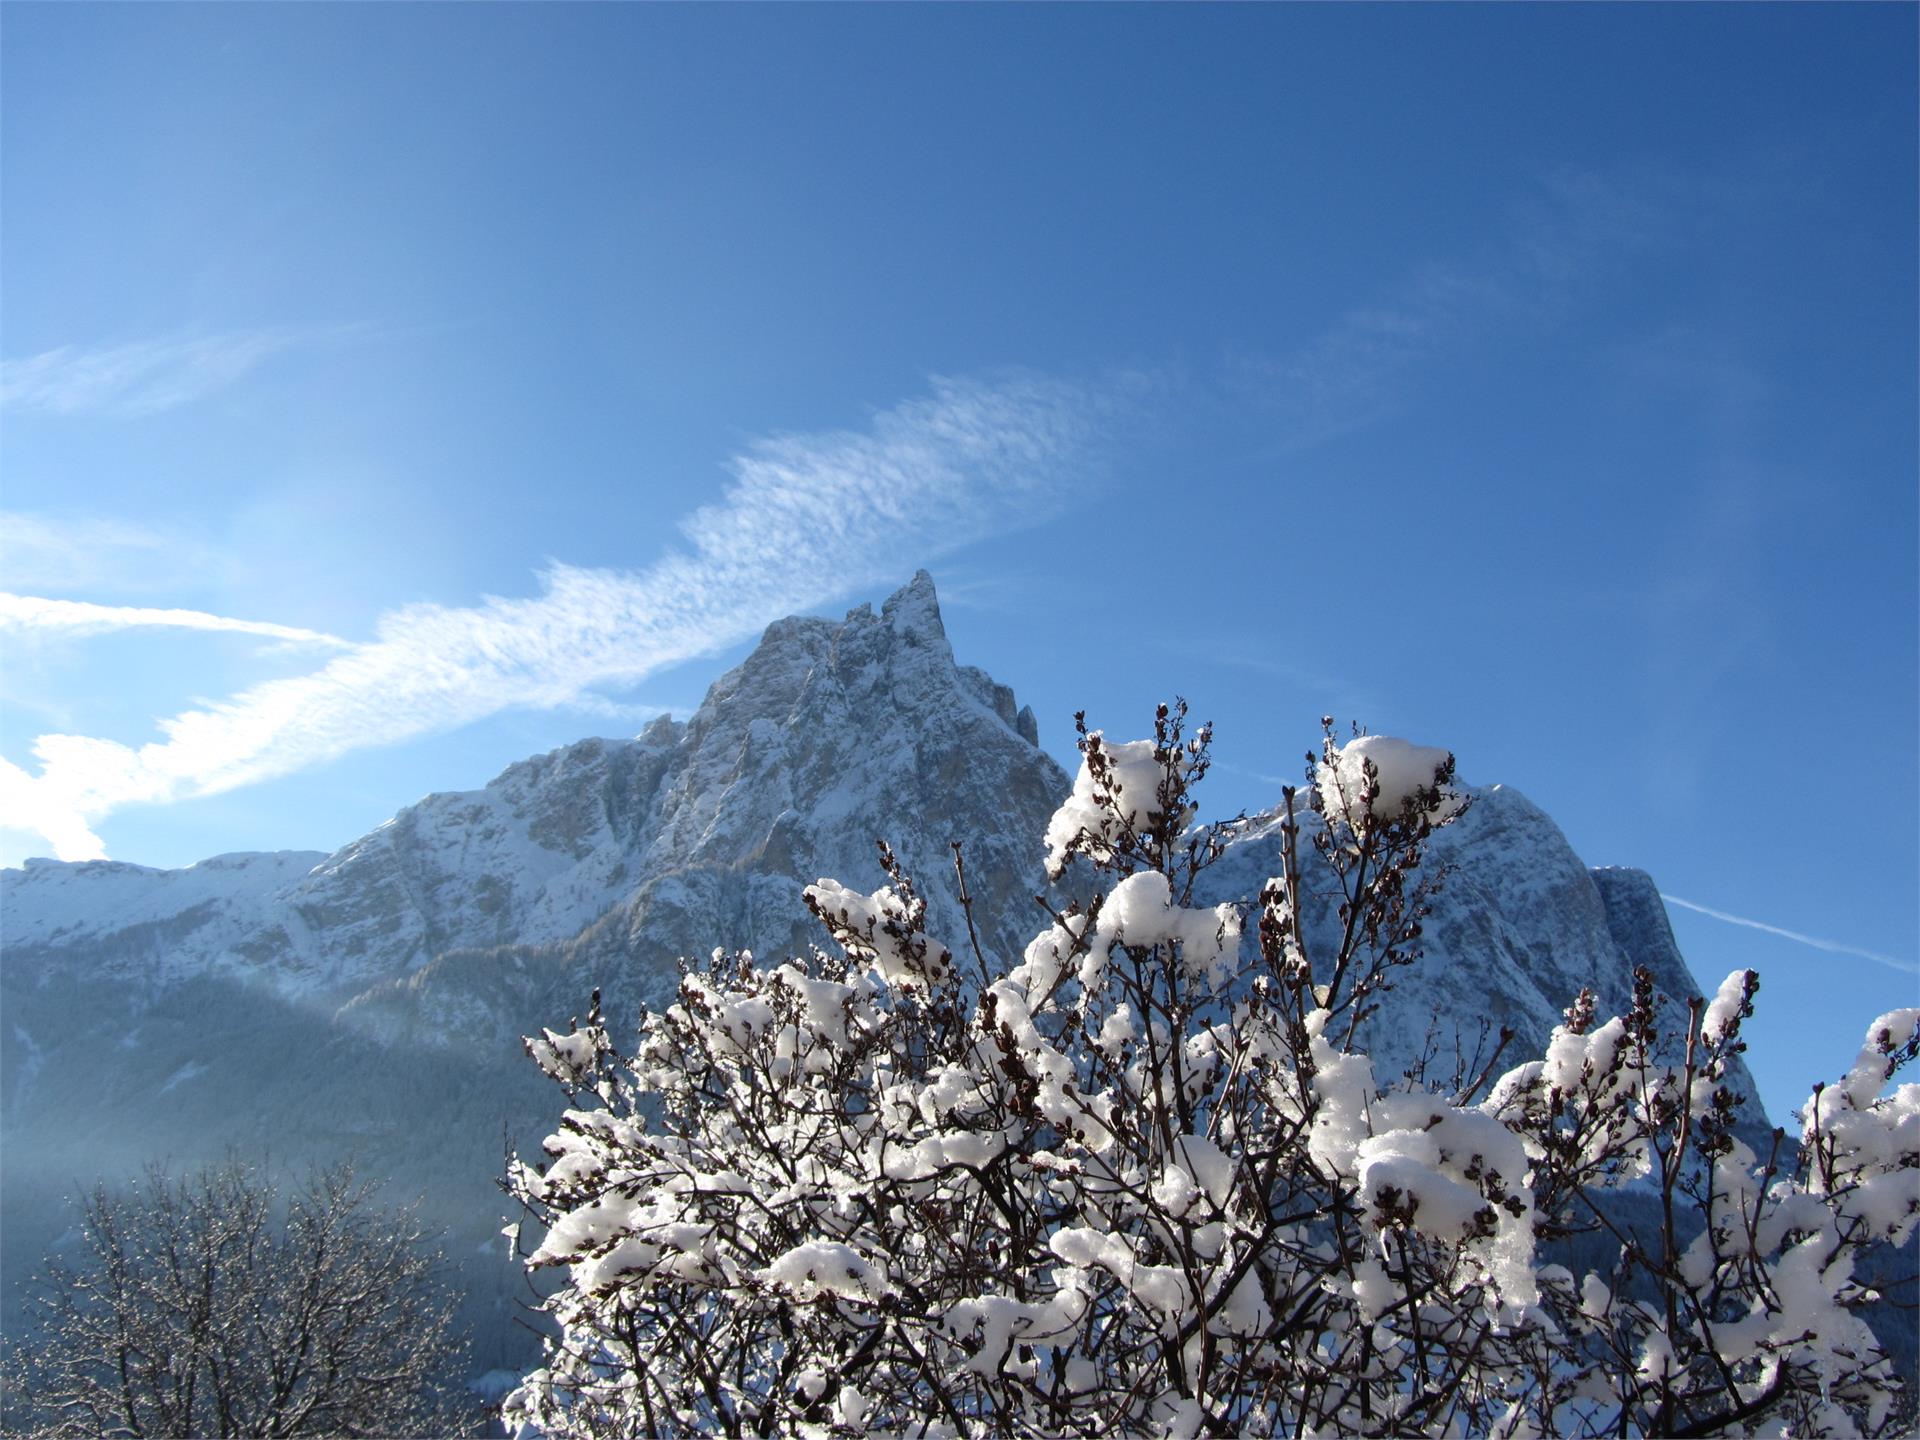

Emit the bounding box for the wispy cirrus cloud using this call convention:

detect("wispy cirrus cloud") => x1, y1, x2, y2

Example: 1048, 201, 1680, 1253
1661, 894, 1917, 975
1231, 168, 1667, 449
0, 325, 355, 419
0, 593, 350, 648
2, 371, 1119, 861
0, 511, 240, 596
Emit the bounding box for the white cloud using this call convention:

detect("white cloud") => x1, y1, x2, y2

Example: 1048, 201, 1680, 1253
1661, 894, 1917, 975
0, 593, 349, 648
2, 372, 1110, 861
0, 326, 353, 418
0, 759, 113, 863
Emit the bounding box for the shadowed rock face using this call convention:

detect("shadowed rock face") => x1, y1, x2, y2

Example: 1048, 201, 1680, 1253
0, 571, 1767, 1376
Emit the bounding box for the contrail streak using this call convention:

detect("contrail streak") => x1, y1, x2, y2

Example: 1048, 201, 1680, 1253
1, 594, 350, 647
1660, 894, 1917, 975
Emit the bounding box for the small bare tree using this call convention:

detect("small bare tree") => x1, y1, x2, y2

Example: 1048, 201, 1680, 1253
2, 1159, 475, 1439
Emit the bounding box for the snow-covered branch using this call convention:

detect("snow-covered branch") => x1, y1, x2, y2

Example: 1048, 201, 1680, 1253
504, 710, 1914, 1438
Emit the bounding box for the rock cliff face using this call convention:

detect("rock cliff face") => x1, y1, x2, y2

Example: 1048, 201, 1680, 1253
335, 572, 1072, 1046
3, 572, 1066, 1028
0, 571, 1763, 1373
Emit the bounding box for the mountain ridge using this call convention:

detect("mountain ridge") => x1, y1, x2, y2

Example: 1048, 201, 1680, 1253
2, 570, 1763, 1107
0, 571, 1766, 1377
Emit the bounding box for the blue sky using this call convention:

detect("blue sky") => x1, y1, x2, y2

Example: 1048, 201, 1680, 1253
3, 4, 1913, 1123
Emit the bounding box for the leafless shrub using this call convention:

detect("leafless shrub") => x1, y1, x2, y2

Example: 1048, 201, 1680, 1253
3, 1159, 474, 1438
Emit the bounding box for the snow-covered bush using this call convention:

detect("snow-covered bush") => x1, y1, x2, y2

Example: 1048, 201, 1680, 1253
504, 708, 1915, 1438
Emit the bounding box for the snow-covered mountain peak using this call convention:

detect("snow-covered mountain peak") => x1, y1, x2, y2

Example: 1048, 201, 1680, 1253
1, 571, 1061, 1006
881, 566, 950, 644
0, 572, 1779, 1383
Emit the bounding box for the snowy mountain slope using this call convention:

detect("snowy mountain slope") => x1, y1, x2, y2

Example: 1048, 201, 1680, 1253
0, 570, 1770, 1376
3, 731, 687, 999
2, 850, 326, 984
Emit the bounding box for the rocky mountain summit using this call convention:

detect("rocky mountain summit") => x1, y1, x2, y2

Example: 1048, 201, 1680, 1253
0, 571, 1766, 1374
4, 571, 1065, 1024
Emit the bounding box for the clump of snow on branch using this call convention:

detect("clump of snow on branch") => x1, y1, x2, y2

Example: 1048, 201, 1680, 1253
1315, 731, 1465, 834
1801, 1007, 1920, 1245
1043, 735, 1165, 878
803, 844, 953, 988
1701, 967, 1757, 1046
1091, 870, 1241, 988
1044, 712, 1209, 880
